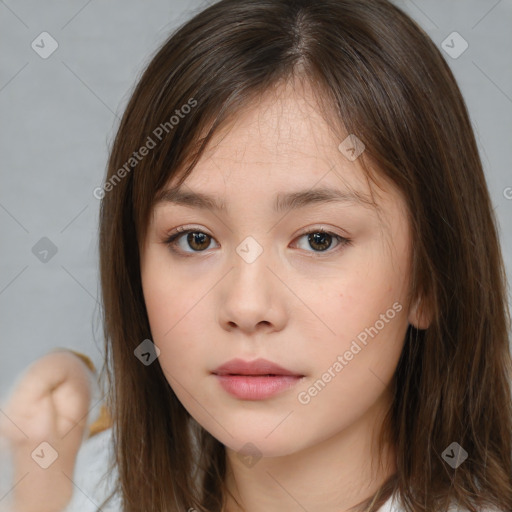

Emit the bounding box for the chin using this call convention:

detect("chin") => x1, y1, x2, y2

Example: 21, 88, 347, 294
210, 426, 305, 459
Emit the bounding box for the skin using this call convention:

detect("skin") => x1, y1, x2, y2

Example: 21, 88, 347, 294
0, 351, 94, 512
140, 79, 429, 512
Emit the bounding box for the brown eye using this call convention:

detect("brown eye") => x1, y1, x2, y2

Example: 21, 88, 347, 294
164, 227, 351, 257
294, 229, 350, 254
307, 232, 333, 251
186, 231, 211, 251
164, 229, 219, 254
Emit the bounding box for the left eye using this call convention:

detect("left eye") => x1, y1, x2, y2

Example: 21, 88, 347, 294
164, 228, 350, 255
294, 229, 349, 253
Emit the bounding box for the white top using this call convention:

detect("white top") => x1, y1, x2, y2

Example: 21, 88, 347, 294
62, 428, 494, 512
0, 422, 501, 512
61, 427, 121, 512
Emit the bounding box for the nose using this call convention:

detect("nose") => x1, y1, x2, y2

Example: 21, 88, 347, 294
217, 247, 287, 335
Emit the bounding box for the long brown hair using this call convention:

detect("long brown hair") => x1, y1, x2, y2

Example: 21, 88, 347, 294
97, 0, 512, 510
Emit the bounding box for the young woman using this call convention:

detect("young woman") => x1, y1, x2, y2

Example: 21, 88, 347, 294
2, 0, 511, 511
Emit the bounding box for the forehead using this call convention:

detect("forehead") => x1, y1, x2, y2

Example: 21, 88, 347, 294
203, 80, 342, 166
165, 81, 374, 198
150, 79, 406, 231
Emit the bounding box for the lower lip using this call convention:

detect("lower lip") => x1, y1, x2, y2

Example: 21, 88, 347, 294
214, 374, 303, 400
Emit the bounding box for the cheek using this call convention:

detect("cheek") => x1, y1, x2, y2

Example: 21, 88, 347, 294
321, 261, 407, 338
141, 250, 207, 339
306, 290, 407, 380
302, 248, 409, 386
295, 292, 407, 433
141, 258, 202, 372
144, 281, 208, 405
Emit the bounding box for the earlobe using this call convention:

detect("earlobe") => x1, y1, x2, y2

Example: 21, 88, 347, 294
408, 297, 432, 330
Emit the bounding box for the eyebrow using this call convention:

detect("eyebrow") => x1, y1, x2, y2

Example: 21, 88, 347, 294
154, 185, 374, 213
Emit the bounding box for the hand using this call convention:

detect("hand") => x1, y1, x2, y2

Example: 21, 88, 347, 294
0, 350, 95, 512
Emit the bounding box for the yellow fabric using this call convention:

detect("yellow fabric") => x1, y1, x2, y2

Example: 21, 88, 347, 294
65, 349, 97, 374
87, 403, 113, 438
52, 348, 113, 438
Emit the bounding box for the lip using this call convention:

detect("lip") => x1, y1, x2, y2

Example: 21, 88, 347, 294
212, 358, 304, 400
212, 357, 302, 377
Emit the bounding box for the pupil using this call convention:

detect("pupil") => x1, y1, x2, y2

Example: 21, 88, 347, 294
309, 232, 331, 251
188, 232, 209, 250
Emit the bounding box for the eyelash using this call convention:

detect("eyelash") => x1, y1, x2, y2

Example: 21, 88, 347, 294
162, 225, 352, 257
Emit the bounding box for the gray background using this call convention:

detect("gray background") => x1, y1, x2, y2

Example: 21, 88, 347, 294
1, 0, 511, 396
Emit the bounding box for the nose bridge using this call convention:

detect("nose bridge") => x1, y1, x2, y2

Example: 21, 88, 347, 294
218, 234, 285, 332
230, 234, 273, 297
235, 234, 266, 267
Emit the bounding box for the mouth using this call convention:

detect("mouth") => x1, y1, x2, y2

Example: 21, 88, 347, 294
214, 374, 303, 378
212, 357, 304, 378
212, 358, 305, 400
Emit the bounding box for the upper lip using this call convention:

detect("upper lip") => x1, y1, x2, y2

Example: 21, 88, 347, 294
213, 358, 303, 376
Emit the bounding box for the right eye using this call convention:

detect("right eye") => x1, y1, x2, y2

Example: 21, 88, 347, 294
164, 227, 220, 255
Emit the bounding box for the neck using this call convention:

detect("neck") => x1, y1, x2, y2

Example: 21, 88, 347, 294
222, 389, 396, 512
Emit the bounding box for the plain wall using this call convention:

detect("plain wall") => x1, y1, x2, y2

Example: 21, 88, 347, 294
1, 0, 511, 396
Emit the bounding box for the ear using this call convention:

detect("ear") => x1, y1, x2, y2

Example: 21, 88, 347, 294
408, 296, 432, 330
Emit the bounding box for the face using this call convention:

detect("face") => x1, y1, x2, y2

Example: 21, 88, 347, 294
140, 80, 414, 459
